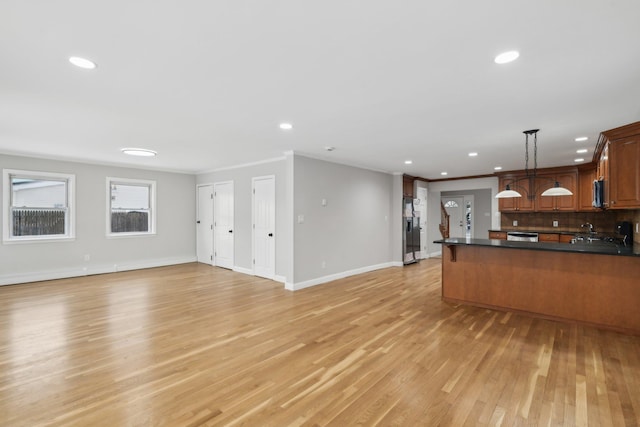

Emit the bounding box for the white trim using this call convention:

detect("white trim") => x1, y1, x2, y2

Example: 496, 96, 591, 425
106, 177, 157, 237
274, 275, 286, 283
213, 180, 234, 268
3, 168, 76, 243
285, 262, 399, 291
0, 149, 194, 175
233, 266, 253, 275
292, 152, 392, 175
0, 256, 197, 286
197, 156, 286, 175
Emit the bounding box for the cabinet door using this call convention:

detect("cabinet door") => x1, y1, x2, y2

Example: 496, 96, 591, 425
535, 175, 556, 211
578, 166, 597, 211
517, 176, 535, 211
609, 137, 640, 208
498, 176, 518, 211
538, 233, 560, 242
555, 171, 577, 211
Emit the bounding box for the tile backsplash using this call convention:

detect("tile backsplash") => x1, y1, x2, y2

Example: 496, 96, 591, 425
500, 210, 639, 236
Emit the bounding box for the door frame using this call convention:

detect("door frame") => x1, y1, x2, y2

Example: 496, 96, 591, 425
196, 183, 214, 265
252, 175, 276, 279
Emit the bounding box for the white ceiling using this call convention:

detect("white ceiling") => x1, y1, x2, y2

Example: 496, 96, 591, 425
1, 1, 639, 178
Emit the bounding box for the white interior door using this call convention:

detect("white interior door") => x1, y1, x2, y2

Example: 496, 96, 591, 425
214, 181, 234, 269
196, 185, 214, 265
442, 196, 465, 238
253, 176, 275, 279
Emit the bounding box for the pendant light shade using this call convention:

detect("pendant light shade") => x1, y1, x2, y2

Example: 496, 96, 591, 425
495, 185, 522, 198
540, 181, 573, 196
495, 129, 573, 199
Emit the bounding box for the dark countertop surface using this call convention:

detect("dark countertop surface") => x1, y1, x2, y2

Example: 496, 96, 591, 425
435, 238, 640, 257
488, 229, 577, 235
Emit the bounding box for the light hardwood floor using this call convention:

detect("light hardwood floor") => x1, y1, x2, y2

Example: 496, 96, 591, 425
1, 259, 639, 426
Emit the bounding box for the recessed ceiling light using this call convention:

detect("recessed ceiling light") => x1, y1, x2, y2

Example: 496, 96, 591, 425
440, 172, 448, 176
279, 123, 293, 130
574, 158, 585, 163
324, 146, 335, 152
69, 56, 97, 69
494, 51, 519, 64
576, 149, 588, 154
404, 160, 412, 165
575, 136, 588, 142
468, 152, 478, 157
494, 166, 502, 170
121, 148, 157, 157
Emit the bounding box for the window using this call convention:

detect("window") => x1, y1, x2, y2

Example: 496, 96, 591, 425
444, 200, 459, 208
2, 169, 75, 243
107, 177, 156, 236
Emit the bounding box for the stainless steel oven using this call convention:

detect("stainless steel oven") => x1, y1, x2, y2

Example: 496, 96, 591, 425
506, 232, 539, 242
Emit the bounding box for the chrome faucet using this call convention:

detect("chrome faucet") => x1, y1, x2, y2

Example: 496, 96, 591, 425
581, 223, 595, 234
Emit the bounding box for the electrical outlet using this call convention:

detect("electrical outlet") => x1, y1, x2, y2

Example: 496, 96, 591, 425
84, 254, 90, 261
553, 221, 559, 227
321, 261, 326, 268
297, 214, 304, 224
512, 220, 518, 227
636, 223, 639, 233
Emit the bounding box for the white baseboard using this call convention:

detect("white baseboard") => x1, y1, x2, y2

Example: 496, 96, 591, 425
274, 275, 286, 283
429, 251, 442, 258
287, 261, 399, 292
0, 256, 197, 286
232, 266, 254, 276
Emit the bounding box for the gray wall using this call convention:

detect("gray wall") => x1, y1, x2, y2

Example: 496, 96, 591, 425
426, 177, 500, 256
293, 155, 395, 283
441, 188, 492, 238
1, 154, 196, 284
196, 157, 291, 280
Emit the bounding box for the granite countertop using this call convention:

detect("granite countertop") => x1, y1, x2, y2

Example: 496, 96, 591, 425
434, 238, 640, 257
488, 229, 577, 235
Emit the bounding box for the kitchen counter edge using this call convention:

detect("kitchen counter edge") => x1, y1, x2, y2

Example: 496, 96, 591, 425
434, 238, 639, 257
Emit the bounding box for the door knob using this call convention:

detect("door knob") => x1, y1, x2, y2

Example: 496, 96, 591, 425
268, 233, 273, 237
196, 221, 201, 224
228, 230, 233, 233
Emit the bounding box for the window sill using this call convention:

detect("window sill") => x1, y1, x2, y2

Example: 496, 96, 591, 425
106, 232, 157, 239
3, 236, 76, 245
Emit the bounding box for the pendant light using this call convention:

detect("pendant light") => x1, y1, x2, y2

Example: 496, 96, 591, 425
495, 129, 573, 199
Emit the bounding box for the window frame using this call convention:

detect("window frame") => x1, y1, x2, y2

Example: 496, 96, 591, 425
106, 177, 156, 238
2, 169, 76, 244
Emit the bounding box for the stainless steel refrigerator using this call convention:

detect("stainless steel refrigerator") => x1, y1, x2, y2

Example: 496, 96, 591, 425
403, 197, 421, 264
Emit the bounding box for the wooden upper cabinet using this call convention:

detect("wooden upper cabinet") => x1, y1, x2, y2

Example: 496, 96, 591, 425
498, 175, 534, 211
534, 170, 578, 211
577, 164, 597, 211
609, 136, 640, 208
598, 121, 640, 209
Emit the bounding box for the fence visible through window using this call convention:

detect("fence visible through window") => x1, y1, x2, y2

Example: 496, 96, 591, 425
110, 210, 149, 233
12, 209, 66, 236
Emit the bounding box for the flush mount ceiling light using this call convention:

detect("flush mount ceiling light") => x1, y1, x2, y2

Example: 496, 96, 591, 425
404, 160, 413, 164
494, 166, 503, 171
496, 129, 573, 199
574, 158, 585, 163
279, 123, 293, 130
575, 136, 588, 142
468, 152, 478, 157
576, 149, 588, 154
69, 56, 97, 69
440, 172, 448, 176
494, 50, 519, 64
121, 148, 157, 157
324, 146, 335, 152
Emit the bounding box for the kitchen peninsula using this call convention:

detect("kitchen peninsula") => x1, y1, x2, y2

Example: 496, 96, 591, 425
434, 238, 640, 335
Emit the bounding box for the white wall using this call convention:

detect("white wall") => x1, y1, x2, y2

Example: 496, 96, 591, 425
292, 155, 396, 288
426, 177, 500, 256
196, 157, 291, 282
0, 154, 196, 285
